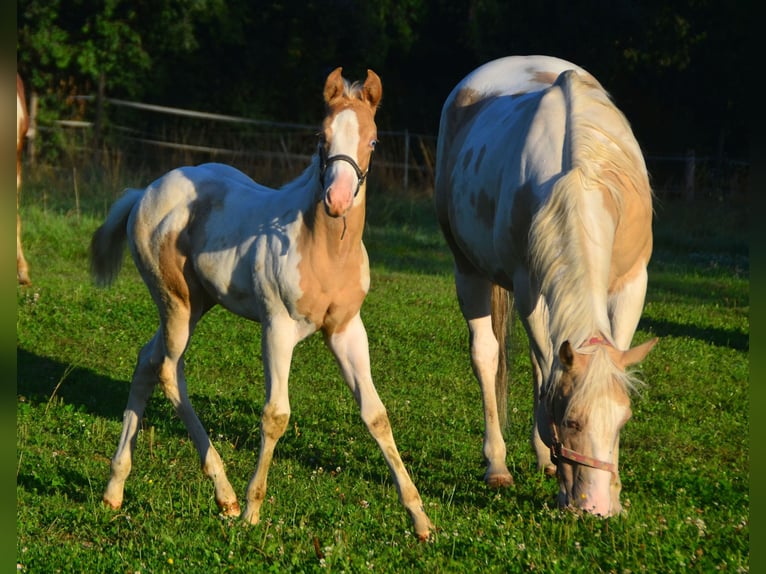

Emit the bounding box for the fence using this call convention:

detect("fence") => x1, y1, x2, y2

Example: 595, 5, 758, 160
26, 92, 748, 200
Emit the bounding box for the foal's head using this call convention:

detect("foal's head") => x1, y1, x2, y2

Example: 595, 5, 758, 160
543, 337, 657, 516
318, 68, 382, 218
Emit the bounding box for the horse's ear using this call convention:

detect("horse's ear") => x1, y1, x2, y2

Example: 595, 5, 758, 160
558, 341, 575, 369
362, 69, 383, 111
324, 67, 345, 105
620, 337, 658, 368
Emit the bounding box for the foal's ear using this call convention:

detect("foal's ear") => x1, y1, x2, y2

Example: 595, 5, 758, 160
362, 69, 383, 111
324, 67, 345, 105
558, 341, 575, 369
620, 337, 658, 368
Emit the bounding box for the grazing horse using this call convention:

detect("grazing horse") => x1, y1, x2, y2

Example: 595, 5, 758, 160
17, 73, 31, 285
434, 55, 657, 516
90, 68, 432, 539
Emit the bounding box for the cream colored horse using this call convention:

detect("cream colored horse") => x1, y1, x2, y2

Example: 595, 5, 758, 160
91, 68, 432, 539
17, 73, 31, 285
435, 55, 657, 516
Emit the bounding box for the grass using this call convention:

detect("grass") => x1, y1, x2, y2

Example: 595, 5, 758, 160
16, 165, 749, 573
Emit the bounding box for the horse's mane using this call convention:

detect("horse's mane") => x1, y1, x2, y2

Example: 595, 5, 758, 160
528, 70, 651, 407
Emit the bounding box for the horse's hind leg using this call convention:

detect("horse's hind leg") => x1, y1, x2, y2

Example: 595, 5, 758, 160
455, 272, 513, 488
103, 332, 162, 509
326, 313, 433, 540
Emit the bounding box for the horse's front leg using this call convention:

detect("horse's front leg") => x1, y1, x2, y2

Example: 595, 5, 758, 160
514, 273, 556, 475
455, 273, 513, 488
325, 313, 432, 540
241, 317, 295, 525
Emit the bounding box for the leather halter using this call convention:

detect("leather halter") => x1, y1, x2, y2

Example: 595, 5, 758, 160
318, 143, 372, 198
547, 335, 617, 475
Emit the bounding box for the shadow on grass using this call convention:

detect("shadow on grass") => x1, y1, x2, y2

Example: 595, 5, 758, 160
17, 348, 127, 420
638, 317, 749, 352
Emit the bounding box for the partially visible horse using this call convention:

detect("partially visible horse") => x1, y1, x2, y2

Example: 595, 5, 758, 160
17, 73, 31, 285
435, 55, 657, 516
90, 68, 432, 539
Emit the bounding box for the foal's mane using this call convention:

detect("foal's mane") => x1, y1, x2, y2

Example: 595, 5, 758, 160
528, 70, 650, 406
280, 76, 373, 196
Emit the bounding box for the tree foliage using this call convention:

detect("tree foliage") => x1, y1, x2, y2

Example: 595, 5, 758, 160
17, 0, 749, 158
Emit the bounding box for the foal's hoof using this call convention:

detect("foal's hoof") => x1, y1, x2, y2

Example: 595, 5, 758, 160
219, 500, 241, 517
240, 505, 260, 525
102, 497, 122, 511
485, 472, 514, 488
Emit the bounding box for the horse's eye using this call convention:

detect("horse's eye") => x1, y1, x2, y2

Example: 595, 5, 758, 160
564, 419, 581, 432
370, 139, 378, 149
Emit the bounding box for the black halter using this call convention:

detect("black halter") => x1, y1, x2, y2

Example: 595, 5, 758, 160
318, 143, 372, 198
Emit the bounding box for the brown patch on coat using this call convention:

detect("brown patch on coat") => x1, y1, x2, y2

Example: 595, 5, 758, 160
475, 188, 496, 228
510, 182, 537, 264
158, 230, 191, 307
294, 202, 368, 334
532, 70, 560, 87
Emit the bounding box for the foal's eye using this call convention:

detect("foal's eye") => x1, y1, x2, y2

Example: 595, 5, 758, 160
370, 139, 378, 149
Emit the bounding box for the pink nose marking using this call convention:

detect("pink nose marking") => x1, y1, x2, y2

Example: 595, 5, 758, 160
324, 168, 356, 216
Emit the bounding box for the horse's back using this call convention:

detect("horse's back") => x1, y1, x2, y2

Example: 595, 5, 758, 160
435, 57, 594, 279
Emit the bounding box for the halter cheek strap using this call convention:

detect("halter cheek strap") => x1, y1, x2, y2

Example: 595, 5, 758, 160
547, 335, 617, 475
318, 144, 372, 197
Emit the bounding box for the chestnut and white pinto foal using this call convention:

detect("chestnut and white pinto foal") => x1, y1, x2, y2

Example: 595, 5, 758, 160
91, 68, 432, 539
435, 55, 657, 516
17, 73, 31, 285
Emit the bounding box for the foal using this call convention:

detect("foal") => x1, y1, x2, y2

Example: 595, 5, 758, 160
91, 68, 432, 539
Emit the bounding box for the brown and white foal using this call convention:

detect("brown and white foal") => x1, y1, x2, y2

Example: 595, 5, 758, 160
90, 68, 432, 539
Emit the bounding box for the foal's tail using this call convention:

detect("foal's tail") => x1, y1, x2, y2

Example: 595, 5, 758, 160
491, 284, 513, 431
90, 188, 143, 287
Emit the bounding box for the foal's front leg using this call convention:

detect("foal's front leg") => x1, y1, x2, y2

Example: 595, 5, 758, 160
326, 313, 432, 540
241, 318, 295, 525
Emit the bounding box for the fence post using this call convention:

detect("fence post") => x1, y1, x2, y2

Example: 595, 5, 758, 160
28, 91, 38, 167
685, 149, 695, 202
403, 129, 409, 193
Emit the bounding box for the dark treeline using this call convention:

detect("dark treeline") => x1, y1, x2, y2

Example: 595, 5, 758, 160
18, 0, 749, 160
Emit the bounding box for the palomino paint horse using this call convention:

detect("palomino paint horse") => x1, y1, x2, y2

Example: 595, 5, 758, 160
91, 68, 432, 539
17, 73, 31, 285
435, 55, 657, 516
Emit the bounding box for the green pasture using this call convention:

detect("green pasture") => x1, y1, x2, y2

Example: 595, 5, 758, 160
16, 167, 748, 572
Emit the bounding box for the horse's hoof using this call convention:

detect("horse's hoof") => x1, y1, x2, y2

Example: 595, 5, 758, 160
543, 464, 557, 477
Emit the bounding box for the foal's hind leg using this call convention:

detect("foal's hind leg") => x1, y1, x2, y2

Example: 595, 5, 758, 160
155, 303, 239, 516
103, 332, 161, 510
326, 313, 432, 540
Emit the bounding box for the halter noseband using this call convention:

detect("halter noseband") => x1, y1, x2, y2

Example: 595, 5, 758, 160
318, 143, 372, 198
547, 336, 617, 475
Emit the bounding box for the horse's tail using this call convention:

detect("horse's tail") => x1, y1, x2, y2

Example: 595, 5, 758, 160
491, 283, 513, 431
90, 188, 143, 287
